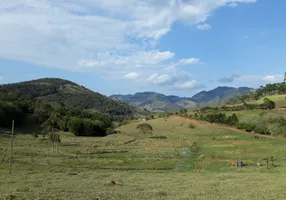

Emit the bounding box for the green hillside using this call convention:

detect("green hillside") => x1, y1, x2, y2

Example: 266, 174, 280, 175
247, 95, 286, 108
0, 78, 138, 116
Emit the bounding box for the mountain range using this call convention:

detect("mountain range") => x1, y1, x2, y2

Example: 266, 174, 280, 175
0, 78, 253, 114
110, 87, 253, 112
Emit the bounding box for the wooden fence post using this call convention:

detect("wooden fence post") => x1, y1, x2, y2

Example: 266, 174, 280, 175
9, 120, 15, 175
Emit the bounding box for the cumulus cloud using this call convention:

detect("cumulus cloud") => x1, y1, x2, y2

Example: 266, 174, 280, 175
147, 73, 173, 85
78, 51, 174, 69
178, 80, 197, 89
0, 0, 257, 72
0, 0, 257, 89
124, 72, 139, 80
228, 3, 238, 7
197, 23, 211, 30
218, 74, 240, 83
176, 80, 204, 90
237, 74, 283, 83
262, 75, 284, 83
178, 58, 200, 65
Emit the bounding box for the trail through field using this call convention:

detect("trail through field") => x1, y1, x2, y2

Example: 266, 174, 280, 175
170, 116, 285, 140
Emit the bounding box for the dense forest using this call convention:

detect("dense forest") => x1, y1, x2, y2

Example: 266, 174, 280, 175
0, 78, 139, 116
0, 78, 147, 136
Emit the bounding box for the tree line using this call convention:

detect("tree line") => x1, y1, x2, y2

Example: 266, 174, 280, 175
197, 98, 276, 113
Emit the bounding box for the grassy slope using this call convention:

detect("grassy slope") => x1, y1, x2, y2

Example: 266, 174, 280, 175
218, 94, 286, 122
247, 95, 286, 107
223, 109, 286, 123
1, 118, 286, 199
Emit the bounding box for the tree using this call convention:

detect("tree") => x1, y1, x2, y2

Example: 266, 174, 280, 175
268, 117, 286, 137
261, 98, 276, 109
42, 116, 60, 152
256, 113, 272, 135
226, 113, 239, 126
136, 123, 153, 134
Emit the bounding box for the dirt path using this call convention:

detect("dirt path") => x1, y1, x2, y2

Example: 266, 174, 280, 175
169, 116, 285, 140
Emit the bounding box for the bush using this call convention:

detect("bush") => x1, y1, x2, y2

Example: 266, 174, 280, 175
31, 132, 39, 138
150, 136, 167, 139
48, 132, 61, 143
106, 128, 116, 135
236, 122, 244, 129
188, 123, 196, 129
67, 117, 106, 137
254, 126, 267, 135
243, 123, 256, 132
136, 123, 153, 134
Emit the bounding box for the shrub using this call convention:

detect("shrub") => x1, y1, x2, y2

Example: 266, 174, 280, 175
31, 132, 39, 138
188, 123, 196, 129
254, 126, 266, 135
48, 132, 61, 143
243, 123, 256, 132
236, 122, 244, 129
150, 136, 167, 139
67, 117, 106, 137
136, 123, 153, 134
106, 128, 116, 135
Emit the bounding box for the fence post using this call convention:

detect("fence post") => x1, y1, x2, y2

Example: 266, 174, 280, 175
9, 120, 15, 175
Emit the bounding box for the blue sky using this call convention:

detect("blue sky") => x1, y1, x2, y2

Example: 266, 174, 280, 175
0, 0, 285, 97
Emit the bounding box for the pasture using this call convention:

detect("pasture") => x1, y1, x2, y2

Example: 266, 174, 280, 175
1, 118, 286, 200
248, 95, 286, 108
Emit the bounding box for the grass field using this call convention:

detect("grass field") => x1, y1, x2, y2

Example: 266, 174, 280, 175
248, 95, 286, 108
1, 118, 286, 200
222, 109, 286, 123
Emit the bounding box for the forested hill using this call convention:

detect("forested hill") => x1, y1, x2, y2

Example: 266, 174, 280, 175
110, 92, 196, 112
0, 78, 138, 116
190, 86, 253, 105
110, 87, 253, 111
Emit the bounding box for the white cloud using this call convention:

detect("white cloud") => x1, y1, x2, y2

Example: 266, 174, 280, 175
228, 3, 238, 7
124, 72, 139, 80
78, 50, 174, 69
177, 80, 204, 89
262, 75, 283, 83
197, 23, 211, 30
0, 0, 257, 70
147, 73, 173, 85
178, 80, 198, 89
0, 0, 257, 89
237, 74, 283, 83
178, 58, 200, 65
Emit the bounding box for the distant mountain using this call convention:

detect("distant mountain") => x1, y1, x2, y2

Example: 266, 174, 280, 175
0, 78, 141, 116
110, 92, 196, 112
190, 86, 253, 105
110, 87, 253, 111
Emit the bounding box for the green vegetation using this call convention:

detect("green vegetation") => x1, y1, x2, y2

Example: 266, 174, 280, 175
191, 81, 286, 137
1, 118, 286, 199
188, 123, 196, 129
136, 123, 153, 134
0, 78, 150, 136
0, 78, 141, 117
226, 82, 286, 106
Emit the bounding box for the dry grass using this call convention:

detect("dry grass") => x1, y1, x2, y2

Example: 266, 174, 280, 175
1, 117, 286, 199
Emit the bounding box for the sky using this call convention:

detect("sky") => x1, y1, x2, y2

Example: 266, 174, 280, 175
0, 0, 285, 97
